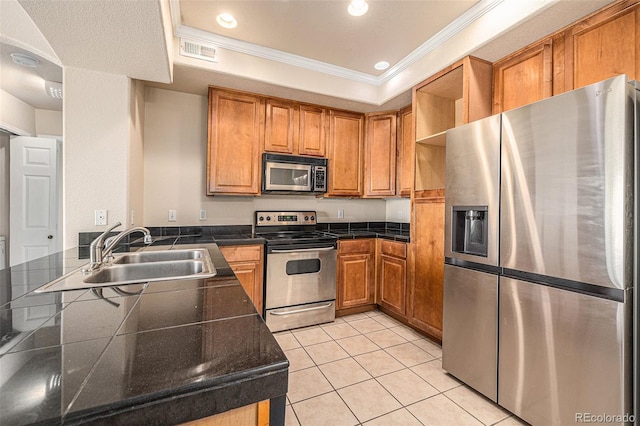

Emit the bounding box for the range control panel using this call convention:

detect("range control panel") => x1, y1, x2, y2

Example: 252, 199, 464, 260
255, 211, 317, 226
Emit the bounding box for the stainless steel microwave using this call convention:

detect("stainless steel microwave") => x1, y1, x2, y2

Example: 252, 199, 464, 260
262, 153, 327, 194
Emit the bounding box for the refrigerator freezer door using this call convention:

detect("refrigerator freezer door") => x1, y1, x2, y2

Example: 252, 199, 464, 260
445, 114, 501, 267
500, 75, 633, 290
499, 278, 632, 425
442, 264, 498, 401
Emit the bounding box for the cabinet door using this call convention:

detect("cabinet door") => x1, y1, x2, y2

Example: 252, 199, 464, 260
566, 3, 640, 90
397, 105, 413, 197
264, 99, 296, 154
337, 253, 374, 308
208, 89, 264, 195
228, 261, 263, 314
219, 245, 264, 313
492, 40, 553, 113
298, 104, 327, 157
327, 110, 364, 197
364, 112, 397, 197
337, 239, 375, 309
379, 254, 407, 316
410, 199, 445, 340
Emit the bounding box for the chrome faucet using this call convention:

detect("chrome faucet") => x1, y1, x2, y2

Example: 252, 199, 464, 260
87, 222, 152, 271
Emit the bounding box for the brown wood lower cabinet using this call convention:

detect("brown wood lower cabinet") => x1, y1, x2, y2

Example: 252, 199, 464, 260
377, 239, 407, 318
336, 239, 375, 312
181, 400, 269, 426
219, 245, 264, 313
409, 197, 445, 341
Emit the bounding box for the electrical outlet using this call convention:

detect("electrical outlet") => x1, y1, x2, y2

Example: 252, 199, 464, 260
397, 210, 403, 220
130, 210, 135, 225
168, 209, 177, 222
95, 209, 107, 226
337, 209, 344, 219
199, 209, 207, 221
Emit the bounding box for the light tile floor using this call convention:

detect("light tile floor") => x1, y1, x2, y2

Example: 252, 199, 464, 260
274, 310, 529, 426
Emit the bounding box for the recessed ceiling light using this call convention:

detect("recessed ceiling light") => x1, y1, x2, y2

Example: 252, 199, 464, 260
348, 0, 369, 17
374, 61, 390, 71
11, 53, 39, 68
216, 13, 237, 29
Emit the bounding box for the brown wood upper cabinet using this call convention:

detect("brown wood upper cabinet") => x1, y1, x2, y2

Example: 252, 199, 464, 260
364, 111, 397, 198
492, 0, 640, 113
264, 99, 296, 154
207, 88, 264, 195
264, 100, 327, 157
298, 104, 327, 157
396, 105, 414, 198
566, 1, 640, 90
492, 39, 554, 114
327, 110, 364, 197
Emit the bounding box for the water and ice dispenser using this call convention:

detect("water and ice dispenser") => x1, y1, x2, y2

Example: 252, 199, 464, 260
451, 206, 488, 257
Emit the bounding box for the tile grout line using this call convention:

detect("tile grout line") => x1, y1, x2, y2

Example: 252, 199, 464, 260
285, 310, 457, 425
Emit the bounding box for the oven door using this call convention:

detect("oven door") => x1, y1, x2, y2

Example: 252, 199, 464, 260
265, 245, 336, 309
264, 161, 312, 192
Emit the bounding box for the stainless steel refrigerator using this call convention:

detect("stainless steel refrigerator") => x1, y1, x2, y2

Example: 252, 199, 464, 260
443, 75, 637, 425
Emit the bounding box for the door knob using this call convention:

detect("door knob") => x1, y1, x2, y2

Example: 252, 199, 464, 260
47, 235, 53, 239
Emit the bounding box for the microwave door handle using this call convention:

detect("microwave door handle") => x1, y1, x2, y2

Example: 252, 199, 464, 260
271, 247, 335, 253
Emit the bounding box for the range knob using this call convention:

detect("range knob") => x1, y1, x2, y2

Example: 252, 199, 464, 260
304, 215, 309, 221
310, 215, 315, 221
266, 216, 271, 221
258, 216, 264, 222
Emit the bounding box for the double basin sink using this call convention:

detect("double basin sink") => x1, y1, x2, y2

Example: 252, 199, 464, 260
35, 248, 217, 293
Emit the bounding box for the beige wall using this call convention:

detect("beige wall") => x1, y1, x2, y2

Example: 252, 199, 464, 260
143, 87, 391, 226
0, 89, 35, 135
129, 79, 145, 226
35, 109, 62, 136
0, 133, 10, 248
63, 67, 132, 248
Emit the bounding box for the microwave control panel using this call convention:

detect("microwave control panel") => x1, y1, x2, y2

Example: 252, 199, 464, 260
314, 166, 327, 191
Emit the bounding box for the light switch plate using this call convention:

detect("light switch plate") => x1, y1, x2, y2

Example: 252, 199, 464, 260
168, 210, 177, 222
199, 209, 207, 221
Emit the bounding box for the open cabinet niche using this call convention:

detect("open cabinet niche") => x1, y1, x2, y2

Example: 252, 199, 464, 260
413, 57, 492, 196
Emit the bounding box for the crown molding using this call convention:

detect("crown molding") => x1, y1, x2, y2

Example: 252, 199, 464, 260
379, 0, 504, 83
171, 0, 504, 86
175, 25, 380, 85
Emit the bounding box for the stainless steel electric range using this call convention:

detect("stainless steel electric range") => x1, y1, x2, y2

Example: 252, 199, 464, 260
255, 211, 337, 332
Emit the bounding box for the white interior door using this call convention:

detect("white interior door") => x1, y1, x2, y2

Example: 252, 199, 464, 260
10, 136, 60, 266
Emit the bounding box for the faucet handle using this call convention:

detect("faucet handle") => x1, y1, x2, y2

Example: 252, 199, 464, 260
104, 222, 122, 235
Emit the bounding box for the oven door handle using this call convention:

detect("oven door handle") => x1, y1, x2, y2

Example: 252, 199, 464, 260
269, 302, 334, 316
270, 247, 335, 253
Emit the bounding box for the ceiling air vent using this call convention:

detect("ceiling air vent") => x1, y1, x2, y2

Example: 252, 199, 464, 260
180, 39, 218, 63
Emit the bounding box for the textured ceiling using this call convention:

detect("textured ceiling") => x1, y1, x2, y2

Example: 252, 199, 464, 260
179, 0, 478, 76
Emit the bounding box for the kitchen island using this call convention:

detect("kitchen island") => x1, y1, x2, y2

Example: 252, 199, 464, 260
0, 238, 288, 425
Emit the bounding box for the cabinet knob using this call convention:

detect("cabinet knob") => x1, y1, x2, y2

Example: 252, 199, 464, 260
47, 235, 53, 240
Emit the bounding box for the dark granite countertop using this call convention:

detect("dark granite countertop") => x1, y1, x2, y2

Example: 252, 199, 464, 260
0, 239, 288, 425
318, 222, 410, 243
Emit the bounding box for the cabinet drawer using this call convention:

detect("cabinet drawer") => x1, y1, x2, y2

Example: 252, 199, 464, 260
219, 245, 263, 262
338, 239, 375, 254
380, 240, 406, 258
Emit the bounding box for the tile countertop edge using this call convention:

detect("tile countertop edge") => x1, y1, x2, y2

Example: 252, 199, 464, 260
0, 241, 289, 426
63, 363, 289, 425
